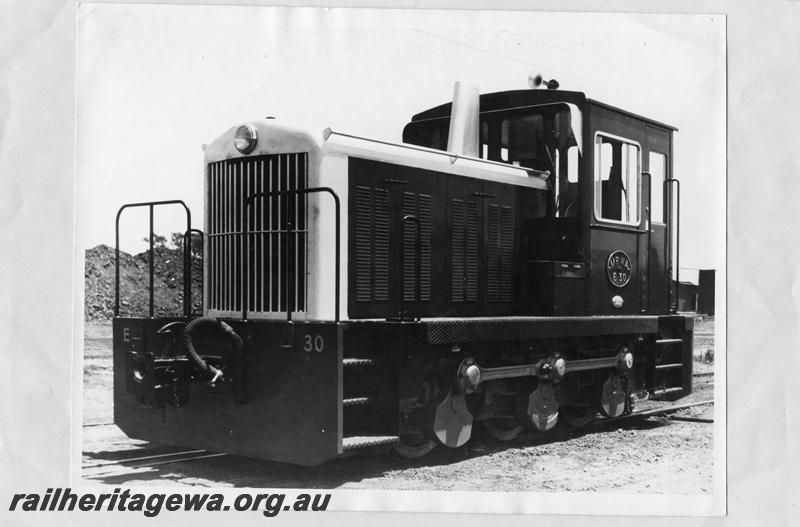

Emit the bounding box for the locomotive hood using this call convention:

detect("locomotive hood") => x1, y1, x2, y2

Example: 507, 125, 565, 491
203, 119, 327, 164
204, 118, 549, 190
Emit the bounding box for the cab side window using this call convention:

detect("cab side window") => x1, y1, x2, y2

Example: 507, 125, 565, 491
594, 134, 640, 224
648, 151, 667, 223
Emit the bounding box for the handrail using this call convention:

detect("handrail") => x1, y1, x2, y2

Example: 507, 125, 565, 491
642, 172, 652, 314
114, 200, 192, 318
325, 129, 549, 181
244, 187, 341, 323
185, 228, 204, 315
400, 215, 422, 321
665, 178, 680, 313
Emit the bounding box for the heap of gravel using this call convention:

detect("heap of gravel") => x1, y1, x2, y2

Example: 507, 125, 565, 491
84, 244, 202, 321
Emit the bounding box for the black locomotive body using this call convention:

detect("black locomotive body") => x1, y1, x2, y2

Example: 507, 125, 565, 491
113, 86, 693, 465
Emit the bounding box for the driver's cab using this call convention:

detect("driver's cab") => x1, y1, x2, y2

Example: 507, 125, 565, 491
479, 105, 581, 220
403, 89, 677, 317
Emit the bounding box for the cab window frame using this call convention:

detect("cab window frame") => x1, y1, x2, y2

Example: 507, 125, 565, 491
481, 105, 581, 218
592, 131, 642, 227
648, 150, 667, 226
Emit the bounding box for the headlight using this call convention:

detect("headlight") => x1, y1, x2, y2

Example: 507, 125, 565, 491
234, 125, 258, 154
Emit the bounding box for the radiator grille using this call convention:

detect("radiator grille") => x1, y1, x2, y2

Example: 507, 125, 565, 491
353, 185, 390, 303
487, 203, 514, 302
207, 153, 308, 314
450, 198, 479, 303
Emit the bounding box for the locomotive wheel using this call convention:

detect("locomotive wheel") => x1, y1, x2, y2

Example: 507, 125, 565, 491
527, 382, 559, 431
391, 434, 436, 459
600, 374, 627, 418
482, 418, 523, 441
561, 406, 596, 428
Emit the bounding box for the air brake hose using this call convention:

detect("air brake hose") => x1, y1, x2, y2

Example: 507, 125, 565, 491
183, 317, 244, 401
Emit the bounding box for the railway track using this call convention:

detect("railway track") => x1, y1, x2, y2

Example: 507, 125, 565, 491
84, 450, 227, 478
82, 398, 714, 483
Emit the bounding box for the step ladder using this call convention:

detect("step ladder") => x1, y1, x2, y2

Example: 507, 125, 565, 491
651, 337, 687, 400
341, 356, 399, 453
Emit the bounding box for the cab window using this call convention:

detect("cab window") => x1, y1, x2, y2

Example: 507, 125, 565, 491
404, 105, 581, 219
486, 109, 580, 218
649, 151, 667, 223
594, 134, 640, 224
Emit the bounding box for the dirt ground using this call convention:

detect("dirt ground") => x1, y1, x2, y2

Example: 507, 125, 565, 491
82, 318, 716, 493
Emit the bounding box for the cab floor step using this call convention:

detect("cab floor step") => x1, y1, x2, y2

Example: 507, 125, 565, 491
342, 435, 400, 451
343, 358, 375, 367
655, 363, 683, 370
342, 396, 381, 407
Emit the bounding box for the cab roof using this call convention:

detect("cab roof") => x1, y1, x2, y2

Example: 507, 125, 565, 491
410, 89, 677, 131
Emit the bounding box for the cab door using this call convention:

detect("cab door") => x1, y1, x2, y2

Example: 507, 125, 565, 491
644, 125, 673, 314
587, 129, 648, 315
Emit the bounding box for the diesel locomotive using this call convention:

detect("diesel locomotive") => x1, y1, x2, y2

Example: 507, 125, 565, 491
112, 81, 693, 465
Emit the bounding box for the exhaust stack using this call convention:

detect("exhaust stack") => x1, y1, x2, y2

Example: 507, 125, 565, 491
446, 82, 480, 158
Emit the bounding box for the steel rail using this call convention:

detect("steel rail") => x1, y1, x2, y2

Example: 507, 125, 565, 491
83, 449, 208, 469
81, 400, 713, 481
594, 399, 713, 426
84, 452, 227, 477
